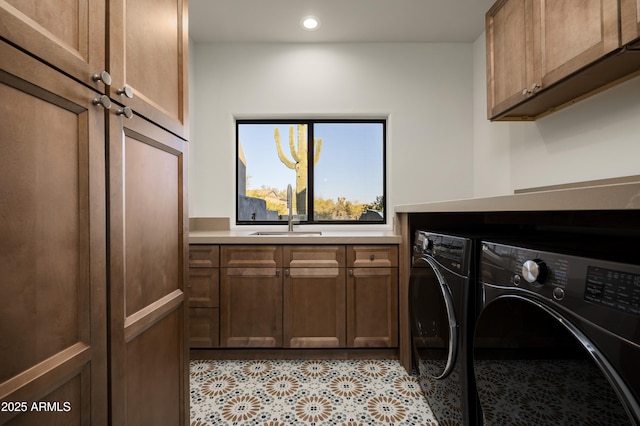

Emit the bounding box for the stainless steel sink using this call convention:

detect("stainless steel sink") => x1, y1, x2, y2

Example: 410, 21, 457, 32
250, 231, 322, 236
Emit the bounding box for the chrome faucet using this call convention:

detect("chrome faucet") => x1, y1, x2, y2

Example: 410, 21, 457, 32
287, 184, 294, 232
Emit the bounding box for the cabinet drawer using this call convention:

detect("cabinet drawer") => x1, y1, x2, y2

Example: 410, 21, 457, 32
189, 308, 219, 348
189, 245, 219, 268
348, 245, 398, 268
188, 267, 219, 307
221, 246, 282, 268
284, 245, 345, 268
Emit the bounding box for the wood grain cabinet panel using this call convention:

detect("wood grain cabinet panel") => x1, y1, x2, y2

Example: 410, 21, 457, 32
621, 0, 640, 46
348, 245, 398, 268
0, 42, 107, 425
188, 247, 220, 348
539, 0, 620, 87
189, 267, 220, 308
283, 246, 346, 348
347, 246, 399, 348
347, 268, 399, 348
222, 245, 282, 268
189, 245, 219, 268
108, 0, 189, 139
109, 113, 189, 426
220, 267, 283, 347
486, 0, 539, 119
487, 0, 640, 120
189, 308, 220, 348
0, 0, 107, 90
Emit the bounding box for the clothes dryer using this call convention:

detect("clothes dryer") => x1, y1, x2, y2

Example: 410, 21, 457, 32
474, 240, 640, 425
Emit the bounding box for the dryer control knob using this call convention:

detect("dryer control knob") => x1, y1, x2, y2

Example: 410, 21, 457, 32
522, 259, 548, 284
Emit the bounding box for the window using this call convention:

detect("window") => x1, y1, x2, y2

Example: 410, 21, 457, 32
237, 119, 386, 224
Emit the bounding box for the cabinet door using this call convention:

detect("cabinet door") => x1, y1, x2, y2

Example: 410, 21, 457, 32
220, 268, 283, 347
621, 0, 640, 46
486, 0, 540, 119
190, 308, 219, 348
1, 42, 107, 425
189, 245, 220, 268
348, 245, 398, 268
189, 268, 219, 308
221, 245, 282, 268
347, 268, 398, 348
539, 0, 620, 87
283, 245, 346, 348
108, 0, 189, 139
108, 112, 189, 426
188, 266, 219, 348
0, 0, 107, 90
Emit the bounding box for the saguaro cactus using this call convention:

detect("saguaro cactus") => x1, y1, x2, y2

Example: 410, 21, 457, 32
275, 124, 322, 216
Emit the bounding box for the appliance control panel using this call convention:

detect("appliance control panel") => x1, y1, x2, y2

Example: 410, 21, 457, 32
481, 241, 640, 319
413, 231, 470, 273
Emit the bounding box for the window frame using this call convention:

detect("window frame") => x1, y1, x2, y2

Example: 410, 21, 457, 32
236, 118, 387, 225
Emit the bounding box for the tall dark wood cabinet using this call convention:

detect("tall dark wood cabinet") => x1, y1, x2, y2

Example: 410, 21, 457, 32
0, 40, 108, 426
1, 0, 189, 424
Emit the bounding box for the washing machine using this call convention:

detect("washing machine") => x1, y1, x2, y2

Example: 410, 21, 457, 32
409, 231, 479, 425
473, 239, 640, 425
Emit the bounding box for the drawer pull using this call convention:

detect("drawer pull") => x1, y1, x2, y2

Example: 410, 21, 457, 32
370, 254, 375, 261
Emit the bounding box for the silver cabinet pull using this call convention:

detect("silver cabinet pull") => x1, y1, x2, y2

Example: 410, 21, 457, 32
92, 95, 111, 109
116, 85, 134, 99
116, 106, 133, 119
275, 269, 280, 277
92, 70, 112, 86
349, 269, 354, 277
284, 269, 290, 277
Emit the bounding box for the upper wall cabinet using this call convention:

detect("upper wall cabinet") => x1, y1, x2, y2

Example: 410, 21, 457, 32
487, 0, 640, 120
621, 0, 640, 46
1, 0, 189, 139
0, 0, 107, 92
486, 0, 539, 119
108, 0, 189, 139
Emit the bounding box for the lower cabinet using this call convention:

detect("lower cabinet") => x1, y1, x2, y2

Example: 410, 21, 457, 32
284, 246, 346, 348
188, 246, 220, 347
220, 267, 283, 347
347, 267, 398, 347
189, 244, 399, 349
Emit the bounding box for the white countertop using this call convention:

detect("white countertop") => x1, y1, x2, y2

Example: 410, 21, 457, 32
395, 182, 640, 213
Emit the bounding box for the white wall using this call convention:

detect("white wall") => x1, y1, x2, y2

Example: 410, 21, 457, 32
471, 35, 511, 197
471, 33, 640, 194
189, 42, 475, 226
189, 38, 640, 221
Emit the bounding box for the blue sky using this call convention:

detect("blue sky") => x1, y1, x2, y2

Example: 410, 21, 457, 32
238, 122, 383, 204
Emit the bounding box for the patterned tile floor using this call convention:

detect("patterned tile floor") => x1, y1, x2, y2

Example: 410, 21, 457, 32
190, 359, 438, 425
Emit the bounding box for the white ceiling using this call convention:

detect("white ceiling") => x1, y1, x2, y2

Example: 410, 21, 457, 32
189, 0, 496, 44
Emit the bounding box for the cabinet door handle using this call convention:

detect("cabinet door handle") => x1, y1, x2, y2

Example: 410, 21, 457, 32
92, 95, 111, 109
284, 269, 290, 277
349, 269, 354, 277
275, 269, 280, 277
116, 85, 134, 99
116, 106, 133, 119
92, 70, 112, 86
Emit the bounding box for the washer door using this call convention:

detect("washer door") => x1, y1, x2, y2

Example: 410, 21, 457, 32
409, 256, 458, 379
474, 295, 638, 425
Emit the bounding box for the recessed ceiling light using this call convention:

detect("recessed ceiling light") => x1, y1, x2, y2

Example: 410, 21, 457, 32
301, 16, 320, 31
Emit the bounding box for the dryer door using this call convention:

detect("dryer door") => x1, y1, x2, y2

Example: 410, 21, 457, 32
474, 295, 638, 425
409, 256, 458, 379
